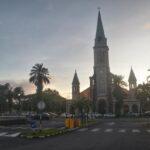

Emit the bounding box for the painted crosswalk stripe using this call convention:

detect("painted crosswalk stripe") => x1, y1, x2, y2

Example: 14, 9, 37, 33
104, 129, 113, 132
0, 132, 7, 136
4, 132, 21, 137
132, 129, 140, 133
78, 128, 88, 132
147, 129, 150, 133
118, 129, 126, 133
108, 122, 115, 126
91, 128, 100, 132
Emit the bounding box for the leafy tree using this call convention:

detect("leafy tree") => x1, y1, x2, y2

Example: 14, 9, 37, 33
136, 83, 150, 113
0, 83, 14, 114
71, 97, 91, 116
13, 87, 24, 114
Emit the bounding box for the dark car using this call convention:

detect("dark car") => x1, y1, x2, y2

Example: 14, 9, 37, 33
33, 113, 51, 120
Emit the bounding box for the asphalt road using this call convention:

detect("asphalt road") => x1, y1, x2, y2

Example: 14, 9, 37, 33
0, 119, 150, 150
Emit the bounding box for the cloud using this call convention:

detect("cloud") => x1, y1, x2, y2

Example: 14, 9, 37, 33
143, 23, 150, 30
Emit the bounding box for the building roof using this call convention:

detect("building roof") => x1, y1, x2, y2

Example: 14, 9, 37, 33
72, 70, 80, 85
80, 87, 90, 99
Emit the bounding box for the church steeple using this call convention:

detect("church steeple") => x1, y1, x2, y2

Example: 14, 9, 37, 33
95, 10, 106, 46
93, 9, 111, 113
96, 10, 105, 40
72, 70, 80, 85
72, 70, 80, 100
128, 67, 137, 90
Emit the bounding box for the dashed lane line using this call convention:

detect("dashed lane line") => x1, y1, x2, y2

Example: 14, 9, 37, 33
4, 132, 21, 137
0, 132, 7, 136
91, 128, 100, 132
118, 129, 126, 133
104, 129, 113, 132
147, 129, 150, 133
132, 129, 140, 133
107, 122, 115, 126
78, 128, 88, 132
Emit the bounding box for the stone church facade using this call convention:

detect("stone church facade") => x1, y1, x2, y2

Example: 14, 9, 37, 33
72, 11, 140, 114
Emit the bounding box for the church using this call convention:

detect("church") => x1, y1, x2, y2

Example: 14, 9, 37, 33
71, 10, 140, 115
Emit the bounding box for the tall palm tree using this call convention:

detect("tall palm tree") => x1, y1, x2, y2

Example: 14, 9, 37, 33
112, 74, 127, 87
112, 74, 127, 117
29, 63, 50, 94
13, 87, 24, 114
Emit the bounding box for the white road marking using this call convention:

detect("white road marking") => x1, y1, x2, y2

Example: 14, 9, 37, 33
108, 122, 115, 126
0, 132, 7, 136
78, 128, 88, 132
4, 132, 21, 137
132, 129, 140, 133
118, 129, 126, 133
104, 129, 113, 132
91, 128, 100, 132
146, 129, 150, 133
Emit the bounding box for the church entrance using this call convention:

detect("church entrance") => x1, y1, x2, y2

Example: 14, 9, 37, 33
97, 100, 107, 114
132, 104, 138, 113
123, 104, 129, 114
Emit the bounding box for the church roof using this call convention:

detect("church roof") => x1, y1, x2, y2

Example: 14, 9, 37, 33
128, 68, 137, 83
95, 10, 105, 40
80, 87, 90, 99
72, 70, 80, 85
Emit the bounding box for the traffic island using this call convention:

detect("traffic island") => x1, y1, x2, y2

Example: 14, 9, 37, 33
20, 119, 98, 139
20, 128, 70, 139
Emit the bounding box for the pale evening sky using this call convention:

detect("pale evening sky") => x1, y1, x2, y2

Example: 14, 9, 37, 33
0, 0, 150, 98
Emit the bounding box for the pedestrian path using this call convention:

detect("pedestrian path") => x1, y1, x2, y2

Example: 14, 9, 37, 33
0, 132, 21, 138
78, 127, 150, 134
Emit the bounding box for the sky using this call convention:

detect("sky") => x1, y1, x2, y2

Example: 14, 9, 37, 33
0, 0, 150, 98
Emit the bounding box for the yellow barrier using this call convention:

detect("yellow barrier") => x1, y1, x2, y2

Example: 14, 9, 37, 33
69, 119, 74, 128
65, 118, 81, 128
65, 118, 70, 128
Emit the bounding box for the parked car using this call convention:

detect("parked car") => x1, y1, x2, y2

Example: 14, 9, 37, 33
104, 113, 115, 118
127, 112, 139, 117
143, 111, 150, 117
94, 113, 103, 118
33, 113, 51, 120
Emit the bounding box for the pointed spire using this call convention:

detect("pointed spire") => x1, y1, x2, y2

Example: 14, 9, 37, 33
72, 70, 80, 85
128, 67, 137, 83
95, 10, 105, 41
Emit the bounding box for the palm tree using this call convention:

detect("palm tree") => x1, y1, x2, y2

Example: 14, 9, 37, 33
112, 74, 127, 87
29, 63, 50, 94
13, 87, 24, 114
112, 74, 127, 117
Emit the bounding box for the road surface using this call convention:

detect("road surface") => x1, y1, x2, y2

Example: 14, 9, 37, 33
0, 119, 150, 150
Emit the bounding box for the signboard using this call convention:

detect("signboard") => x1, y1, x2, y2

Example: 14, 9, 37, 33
37, 101, 45, 110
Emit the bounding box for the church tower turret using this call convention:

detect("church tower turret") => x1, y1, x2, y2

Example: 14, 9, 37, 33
72, 70, 80, 100
93, 10, 111, 113
128, 67, 137, 90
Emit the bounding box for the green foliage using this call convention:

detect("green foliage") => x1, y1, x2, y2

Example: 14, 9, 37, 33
136, 83, 150, 112
71, 97, 91, 115
25, 89, 67, 113
21, 128, 69, 139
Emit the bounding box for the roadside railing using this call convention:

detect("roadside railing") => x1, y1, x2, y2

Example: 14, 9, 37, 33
0, 116, 27, 125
